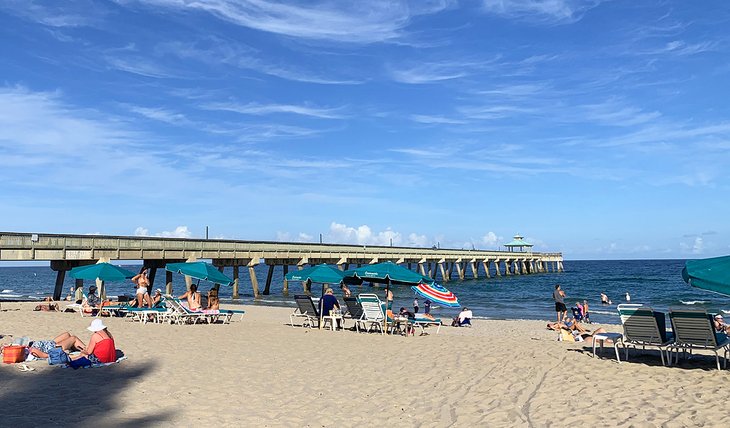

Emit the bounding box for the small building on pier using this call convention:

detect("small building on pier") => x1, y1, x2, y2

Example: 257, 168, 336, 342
504, 234, 533, 252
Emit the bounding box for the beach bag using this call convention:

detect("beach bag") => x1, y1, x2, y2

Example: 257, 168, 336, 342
47, 347, 70, 365
2, 345, 27, 364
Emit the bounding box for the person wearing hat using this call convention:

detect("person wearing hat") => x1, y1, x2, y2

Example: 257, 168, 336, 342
151, 288, 164, 307
713, 314, 730, 335
81, 285, 101, 314
69, 319, 116, 367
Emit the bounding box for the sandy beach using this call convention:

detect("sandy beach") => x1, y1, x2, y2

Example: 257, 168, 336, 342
1, 302, 729, 427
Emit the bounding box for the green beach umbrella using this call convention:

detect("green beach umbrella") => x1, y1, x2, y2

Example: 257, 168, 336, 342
285, 264, 345, 284
69, 262, 136, 282
165, 262, 233, 286
682, 255, 730, 296
285, 263, 345, 296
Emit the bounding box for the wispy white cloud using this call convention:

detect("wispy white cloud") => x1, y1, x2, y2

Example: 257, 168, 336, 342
480, 0, 606, 24
0, 0, 102, 28
120, 0, 453, 44
388, 59, 494, 84
202, 102, 345, 119
105, 56, 177, 78
409, 114, 466, 124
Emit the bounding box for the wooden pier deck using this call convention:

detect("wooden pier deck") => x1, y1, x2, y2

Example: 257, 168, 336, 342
0, 232, 564, 300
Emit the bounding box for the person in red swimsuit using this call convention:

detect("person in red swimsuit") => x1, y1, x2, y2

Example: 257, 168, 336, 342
70, 319, 116, 366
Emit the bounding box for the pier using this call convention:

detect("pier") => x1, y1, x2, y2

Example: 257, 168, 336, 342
0, 232, 564, 300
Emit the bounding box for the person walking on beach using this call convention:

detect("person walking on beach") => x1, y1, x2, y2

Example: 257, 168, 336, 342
413, 298, 419, 314
553, 284, 567, 323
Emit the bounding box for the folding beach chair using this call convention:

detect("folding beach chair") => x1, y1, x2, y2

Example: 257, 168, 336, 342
669, 307, 730, 370
357, 294, 385, 334
618, 304, 674, 366
343, 297, 367, 332
290, 295, 320, 328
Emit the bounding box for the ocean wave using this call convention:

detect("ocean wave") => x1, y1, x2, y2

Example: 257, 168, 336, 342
722, 310, 730, 315
680, 300, 707, 305
587, 310, 616, 316
1, 289, 13, 293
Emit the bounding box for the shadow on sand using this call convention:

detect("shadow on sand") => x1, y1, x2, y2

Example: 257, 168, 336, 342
0, 357, 172, 426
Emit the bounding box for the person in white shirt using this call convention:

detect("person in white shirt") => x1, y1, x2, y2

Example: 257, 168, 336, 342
453, 307, 473, 327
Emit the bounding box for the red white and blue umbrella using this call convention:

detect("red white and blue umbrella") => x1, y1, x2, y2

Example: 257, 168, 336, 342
411, 282, 460, 308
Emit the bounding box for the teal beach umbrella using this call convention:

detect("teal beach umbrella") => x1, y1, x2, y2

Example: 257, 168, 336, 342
69, 263, 136, 282
343, 261, 432, 286
682, 255, 730, 296
285, 264, 345, 284
165, 262, 233, 286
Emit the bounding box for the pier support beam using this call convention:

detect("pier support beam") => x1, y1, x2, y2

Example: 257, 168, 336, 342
456, 260, 465, 280
493, 259, 501, 276
438, 261, 447, 282
53, 270, 67, 301
281, 265, 288, 296
557, 260, 564, 272
418, 262, 426, 276
482, 260, 491, 279
248, 259, 261, 299
166, 271, 173, 296
263, 264, 274, 295
470, 260, 478, 279
505, 260, 512, 276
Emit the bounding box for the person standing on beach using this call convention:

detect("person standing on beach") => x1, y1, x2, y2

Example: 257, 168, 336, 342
413, 298, 419, 314
553, 284, 567, 322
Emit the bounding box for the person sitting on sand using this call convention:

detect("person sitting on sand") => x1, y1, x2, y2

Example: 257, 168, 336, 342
34, 297, 59, 312
69, 319, 117, 366
573, 327, 610, 345
131, 267, 153, 309
452, 307, 473, 327
29, 331, 86, 359
547, 317, 588, 334
179, 284, 202, 311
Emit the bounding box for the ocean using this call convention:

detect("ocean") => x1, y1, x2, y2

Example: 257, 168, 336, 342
1, 259, 728, 323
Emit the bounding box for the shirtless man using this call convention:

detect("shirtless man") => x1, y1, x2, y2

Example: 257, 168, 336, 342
178, 283, 202, 311
131, 267, 153, 308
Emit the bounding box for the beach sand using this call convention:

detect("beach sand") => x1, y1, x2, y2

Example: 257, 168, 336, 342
1, 302, 729, 427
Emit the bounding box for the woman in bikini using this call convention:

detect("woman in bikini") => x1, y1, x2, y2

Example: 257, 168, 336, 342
178, 283, 202, 311
131, 267, 153, 308
207, 288, 220, 311
70, 319, 117, 365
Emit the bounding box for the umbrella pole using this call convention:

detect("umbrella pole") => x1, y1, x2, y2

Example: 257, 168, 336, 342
383, 279, 390, 334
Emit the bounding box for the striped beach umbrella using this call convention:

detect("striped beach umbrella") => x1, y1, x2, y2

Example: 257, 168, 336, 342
411, 282, 460, 308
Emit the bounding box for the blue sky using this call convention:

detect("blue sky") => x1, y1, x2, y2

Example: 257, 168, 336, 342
1, 1, 729, 260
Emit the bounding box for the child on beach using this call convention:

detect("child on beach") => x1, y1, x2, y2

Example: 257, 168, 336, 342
413, 298, 419, 314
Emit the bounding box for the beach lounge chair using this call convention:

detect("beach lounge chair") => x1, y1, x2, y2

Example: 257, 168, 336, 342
409, 316, 443, 335
357, 294, 385, 334
216, 307, 246, 323
617, 304, 674, 366
290, 295, 320, 328
166, 299, 209, 324
668, 307, 730, 370
343, 297, 367, 332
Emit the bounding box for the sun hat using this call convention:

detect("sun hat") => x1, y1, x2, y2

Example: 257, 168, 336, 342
155, 288, 162, 293
88, 319, 107, 332
715, 314, 723, 319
